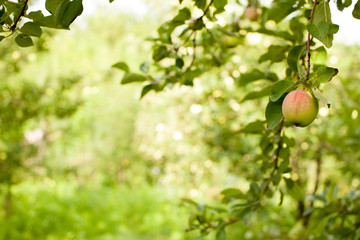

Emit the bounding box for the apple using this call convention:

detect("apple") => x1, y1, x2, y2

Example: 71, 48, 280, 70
245, 7, 259, 21
282, 90, 319, 127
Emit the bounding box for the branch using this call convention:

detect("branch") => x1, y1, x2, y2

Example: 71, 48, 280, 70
306, 0, 317, 81
259, 118, 284, 198
202, 0, 215, 18
303, 145, 322, 226
10, 0, 29, 31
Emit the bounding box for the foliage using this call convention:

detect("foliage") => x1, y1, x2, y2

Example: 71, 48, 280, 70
0, 1, 360, 240
113, 0, 360, 239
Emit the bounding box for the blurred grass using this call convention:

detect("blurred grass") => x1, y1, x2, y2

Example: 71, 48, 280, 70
0, 179, 191, 240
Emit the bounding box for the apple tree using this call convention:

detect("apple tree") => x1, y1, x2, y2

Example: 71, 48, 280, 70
112, 0, 360, 239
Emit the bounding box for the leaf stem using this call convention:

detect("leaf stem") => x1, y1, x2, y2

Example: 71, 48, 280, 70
306, 0, 317, 81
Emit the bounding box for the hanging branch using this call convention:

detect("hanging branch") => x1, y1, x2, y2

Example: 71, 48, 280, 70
259, 119, 284, 198
306, 0, 317, 81
10, 0, 30, 31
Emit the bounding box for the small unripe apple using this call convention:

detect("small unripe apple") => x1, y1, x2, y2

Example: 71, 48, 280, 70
245, 7, 259, 21
282, 90, 319, 127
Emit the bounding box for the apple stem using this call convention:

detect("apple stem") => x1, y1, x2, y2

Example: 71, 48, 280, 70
306, 0, 318, 81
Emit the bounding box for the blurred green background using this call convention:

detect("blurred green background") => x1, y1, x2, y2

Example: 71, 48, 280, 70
0, 1, 359, 240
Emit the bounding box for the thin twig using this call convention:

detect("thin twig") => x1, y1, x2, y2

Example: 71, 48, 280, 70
306, 0, 317, 81
202, 0, 215, 17
10, 0, 29, 31
188, 32, 197, 70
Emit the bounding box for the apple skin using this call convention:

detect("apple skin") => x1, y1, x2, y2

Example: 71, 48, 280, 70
245, 7, 259, 21
282, 90, 319, 127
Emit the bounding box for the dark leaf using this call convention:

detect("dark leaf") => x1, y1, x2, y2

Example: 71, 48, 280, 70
45, 0, 63, 14
267, 0, 298, 23
176, 57, 184, 69
216, 227, 226, 240
152, 45, 169, 62
270, 79, 294, 102
15, 34, 34, 47
213, 0, 227, 14
20, 22, 42, 37
241, 86, 271, 102
195, 0, 207, 11
313, 67, 338, 83
265, 97, 284, 129
220, 188, 244, 203
59, 0, 83, 29
287, 45, 305, 72
238, 69, 278, 86
121, 73, 147, 84
353, 0, 360, 19
239, 120, 265, 134
112, 62, 130, 73
259, 45, 289, 64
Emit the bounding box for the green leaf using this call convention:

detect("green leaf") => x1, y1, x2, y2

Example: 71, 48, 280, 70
152, 45, 168, 62
121, 73, 147, 84
279, 158, 290, 172
249, 182, 260, 195
20, 22, 42, 37
259, 45, 289, 64
265, 97, 284, 129
140, 83, 162, 99
194, 232, 210, 240
59, 0, 83, 29
337, 0, 352, 11
284, 178, 304, 201
109, 0, 115, 2
54, 0, 70, 25
112, 62, 130, 73
313, 0, 332, 25
213, 0, 227, 13
289, 18, 305, 41
15, 34, 33, 47
311, 0, 337, 48
172, 7, 191, 23
353, 0, 360, 19
241, 86, 271, 102
311, 46, 327, 65
195, 0, 207, 11
216, 228, 226, 240
234, 206, 252, 219
46, 0, 63, 14
220, 188, 244, 203
255, 28, 296, 42
313, 67, 338, 83
27, 11, 46, 22
313, 87, 330, 108
267, 0, 298, 23
175, 58, 184, 69
239, 120, 265, 134
238, 69, 278, 86
287, 45, 305, 72
270, 80, 294, 102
